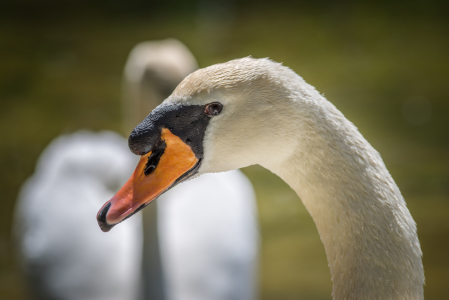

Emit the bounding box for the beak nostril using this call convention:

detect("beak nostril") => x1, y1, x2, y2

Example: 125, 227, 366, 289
144, 139, 167, 176
144, 165, 156, 174
97, 202, 114, 232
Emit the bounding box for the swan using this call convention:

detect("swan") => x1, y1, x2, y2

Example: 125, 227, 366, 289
123, 39, 260, 300
98, 57, 424, 300
14, 41, 259, 300
14, 131, 143, 300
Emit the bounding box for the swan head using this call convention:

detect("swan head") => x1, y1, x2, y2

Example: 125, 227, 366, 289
98, 57, 306, 231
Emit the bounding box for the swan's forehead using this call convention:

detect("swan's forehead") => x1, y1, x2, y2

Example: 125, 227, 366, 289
165, 57, 277, 106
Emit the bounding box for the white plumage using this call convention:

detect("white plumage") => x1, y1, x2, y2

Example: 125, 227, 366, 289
155, 57, 424, 300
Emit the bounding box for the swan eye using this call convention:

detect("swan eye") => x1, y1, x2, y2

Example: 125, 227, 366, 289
205, 102, 223, 116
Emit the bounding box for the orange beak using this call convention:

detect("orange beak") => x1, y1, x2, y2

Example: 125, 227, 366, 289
97, 128, 198, 232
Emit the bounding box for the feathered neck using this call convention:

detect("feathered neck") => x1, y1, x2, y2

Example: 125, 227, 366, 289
264, 85, 424, 299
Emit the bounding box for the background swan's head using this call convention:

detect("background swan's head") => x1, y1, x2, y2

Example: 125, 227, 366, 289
98, 57, 316, 231
122, 39, 198, 134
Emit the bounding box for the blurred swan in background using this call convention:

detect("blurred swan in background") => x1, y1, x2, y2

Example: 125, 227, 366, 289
14, 132, 143, 300
14, 39, 259, 300
123, 39, 260, 300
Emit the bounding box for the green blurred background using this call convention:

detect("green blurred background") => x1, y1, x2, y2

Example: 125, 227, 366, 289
1, 0, 448, 299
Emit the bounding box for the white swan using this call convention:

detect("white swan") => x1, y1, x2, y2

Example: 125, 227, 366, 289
14, 132, 143, 300
123, 39, 259, 300
99, 57, 424, 300
15, 41, 259, 300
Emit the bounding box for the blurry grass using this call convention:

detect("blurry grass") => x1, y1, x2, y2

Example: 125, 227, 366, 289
1, 5, 448, 300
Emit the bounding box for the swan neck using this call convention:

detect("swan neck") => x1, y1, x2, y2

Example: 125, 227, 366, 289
267, 99, 424, 300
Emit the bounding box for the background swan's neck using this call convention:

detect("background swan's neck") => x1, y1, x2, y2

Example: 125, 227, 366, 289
266, 94, 424, 299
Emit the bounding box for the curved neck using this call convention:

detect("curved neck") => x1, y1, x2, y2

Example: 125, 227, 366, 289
265, 97, 424, 300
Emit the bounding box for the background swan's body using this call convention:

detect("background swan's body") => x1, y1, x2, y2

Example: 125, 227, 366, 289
123, 40, 259, 300
14, 41, 260, 300
158, 171, 258, 300
106, 57, 424, 300
14, 132, 143, 300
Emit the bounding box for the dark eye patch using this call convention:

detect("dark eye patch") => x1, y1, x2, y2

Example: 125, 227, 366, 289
129, 103, 217, 158
144, 139, 167, 175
